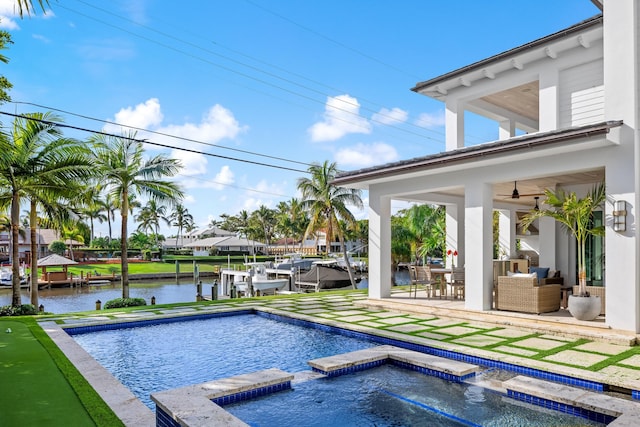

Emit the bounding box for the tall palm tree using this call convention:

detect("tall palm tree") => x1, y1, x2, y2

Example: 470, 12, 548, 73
0, 112, 93, 307
99, 192, 118, 241
90, 131, 183, 298
168, 204, 194, 249
251, 205, 276, 254
297, 161, 363, 288
79, 185, 107, 246
136, 199, 169, 247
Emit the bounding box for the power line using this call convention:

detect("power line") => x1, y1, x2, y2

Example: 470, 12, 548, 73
0, 110, 310, 174
13, 101, 314, 169
61, 0, 447, 145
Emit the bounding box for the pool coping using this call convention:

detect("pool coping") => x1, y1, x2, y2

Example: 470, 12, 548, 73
40, 304, 640, 426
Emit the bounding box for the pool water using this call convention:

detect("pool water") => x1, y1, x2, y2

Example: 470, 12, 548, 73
71, 314, 377, 408
225, 365, 603, 427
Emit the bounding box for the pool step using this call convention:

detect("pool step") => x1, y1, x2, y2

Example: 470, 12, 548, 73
308, 345, 480, 381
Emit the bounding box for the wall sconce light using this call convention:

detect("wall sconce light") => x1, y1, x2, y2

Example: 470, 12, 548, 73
533, 196, 540, 211
613, 200, 627, 232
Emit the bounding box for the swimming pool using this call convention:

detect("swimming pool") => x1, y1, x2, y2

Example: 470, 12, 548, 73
68, 311, 613, 426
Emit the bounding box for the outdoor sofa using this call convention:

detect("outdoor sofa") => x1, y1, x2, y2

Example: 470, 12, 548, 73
496, 275, 561, 314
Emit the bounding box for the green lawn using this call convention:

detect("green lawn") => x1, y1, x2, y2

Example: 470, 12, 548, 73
0, 317, 122, 427
36, 260, 229, 277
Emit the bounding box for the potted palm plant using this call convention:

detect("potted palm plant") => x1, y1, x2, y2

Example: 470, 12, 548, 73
521, 183, 605, 320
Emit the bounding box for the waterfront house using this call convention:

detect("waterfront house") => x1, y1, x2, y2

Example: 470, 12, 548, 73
333, 1, 639, 333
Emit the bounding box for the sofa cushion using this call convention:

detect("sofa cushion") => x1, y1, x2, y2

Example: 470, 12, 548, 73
529, 267, 549, 284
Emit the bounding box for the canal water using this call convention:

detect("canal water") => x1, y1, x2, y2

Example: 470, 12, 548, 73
0, 278, 213, 314
0, 270, 408, 314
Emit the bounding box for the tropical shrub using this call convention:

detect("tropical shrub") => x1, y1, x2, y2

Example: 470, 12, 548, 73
104, 298, 147, 309
0, 304, 38, 316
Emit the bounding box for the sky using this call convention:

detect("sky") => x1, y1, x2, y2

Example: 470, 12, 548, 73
0, 0, 600, 239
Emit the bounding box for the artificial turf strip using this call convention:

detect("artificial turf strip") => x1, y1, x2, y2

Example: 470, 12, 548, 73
0, 318, 123, 427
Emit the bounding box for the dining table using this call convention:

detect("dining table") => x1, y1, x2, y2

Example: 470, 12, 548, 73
430, 267, 452, 298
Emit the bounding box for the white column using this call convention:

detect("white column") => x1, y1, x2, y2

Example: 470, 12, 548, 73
368, 191, 392, 299
539, 69, 559, 132
602, 0, 640, 332
464, 182, 494, 310
497, 209, 515, 258
537, 216, 556, 269
445, 203, 460, 268
445, 98, 465, 150
498, 120, 515, 140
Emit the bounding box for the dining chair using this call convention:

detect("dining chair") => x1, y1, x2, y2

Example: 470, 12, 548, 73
409, 265, 435, 298
449, 267, 465, 299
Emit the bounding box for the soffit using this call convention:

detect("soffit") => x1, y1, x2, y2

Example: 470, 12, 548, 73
479, 81, 539, 122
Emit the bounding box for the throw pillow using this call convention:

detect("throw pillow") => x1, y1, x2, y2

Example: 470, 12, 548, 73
529, 267, 549, 284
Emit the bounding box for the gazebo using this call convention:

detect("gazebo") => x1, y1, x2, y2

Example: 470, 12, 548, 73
37, 253, 78, 271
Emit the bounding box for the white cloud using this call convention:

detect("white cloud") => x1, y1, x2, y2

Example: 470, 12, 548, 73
158, 104, 245, 148
0, 0, 54, 28
415, 110, 445, 128
211, 165, 234, 190
372, 107, 408, 125
0, 16, 18, 30
335, 142, 398, 168
308, 94, 371, 142
172, 149, 208, 177
107, 98, 164, 133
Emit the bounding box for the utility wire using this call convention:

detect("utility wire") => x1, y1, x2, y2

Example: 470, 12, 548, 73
0, 111, 310, 174
61, 1, 446, 144
13, 101, 314, 169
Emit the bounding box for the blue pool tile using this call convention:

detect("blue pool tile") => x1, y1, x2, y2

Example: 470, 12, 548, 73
507, 390, 616, 424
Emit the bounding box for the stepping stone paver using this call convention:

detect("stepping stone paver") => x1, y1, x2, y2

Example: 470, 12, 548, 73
332, 310, 368, 316
368, 311, 407, 318
436, 326, 483, 336
574, 341, 630, 356
359, 321, 387, 328
512, 337, 568, 351
335, 315, 376, 322
544, 350, 609, 367
420, 318, 463, 327
494, 345, 538, 357
452, 335, 505, 347
538, 334, 577, 342
417, 331, 451, 341
375, 317, 415, 325
315, 313, 338, 318
298, 309, 330, 315
616, 354, 640, 368
485, 328, 533, 339
386, 323, 432, 333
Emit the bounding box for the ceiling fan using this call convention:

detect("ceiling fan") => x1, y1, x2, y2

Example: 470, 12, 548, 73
499, 181, 544, 199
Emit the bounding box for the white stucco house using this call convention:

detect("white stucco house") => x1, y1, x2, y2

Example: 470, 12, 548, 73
333, 1, 640, 333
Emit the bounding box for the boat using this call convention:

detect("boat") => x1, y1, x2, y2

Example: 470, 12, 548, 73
273, 253, 322, 272
234, 263, 290, 296
295, 260, 361, 292
332, 254, 368, 272
0, 266, 28, 287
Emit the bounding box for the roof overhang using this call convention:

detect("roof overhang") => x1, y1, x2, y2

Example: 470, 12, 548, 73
412, 15, 603, 100
332, 121, 622, 189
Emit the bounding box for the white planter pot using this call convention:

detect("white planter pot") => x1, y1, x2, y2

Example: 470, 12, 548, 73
568, 295, 601, 321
